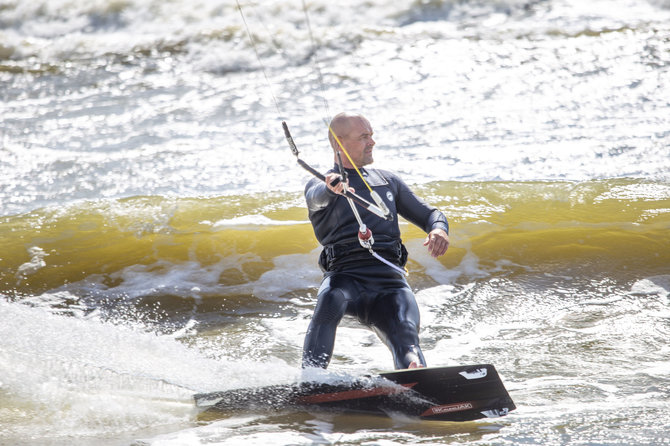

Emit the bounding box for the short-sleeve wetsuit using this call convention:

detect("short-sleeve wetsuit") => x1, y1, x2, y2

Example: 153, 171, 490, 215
302, 165, 449, 369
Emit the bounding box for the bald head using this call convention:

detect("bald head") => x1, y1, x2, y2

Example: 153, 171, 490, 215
327, 112, 375, 168
328, 113, 369, 148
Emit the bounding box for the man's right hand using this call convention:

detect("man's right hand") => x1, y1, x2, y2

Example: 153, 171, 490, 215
325, 173, 354, 195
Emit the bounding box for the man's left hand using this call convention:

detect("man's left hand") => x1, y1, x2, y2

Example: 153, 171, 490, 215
423, 228, 449, 258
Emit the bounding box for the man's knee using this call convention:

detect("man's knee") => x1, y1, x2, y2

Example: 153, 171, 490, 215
311, 288, 348, 324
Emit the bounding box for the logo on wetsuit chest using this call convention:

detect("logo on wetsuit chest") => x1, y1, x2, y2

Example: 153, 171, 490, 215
386, 191, 394, 202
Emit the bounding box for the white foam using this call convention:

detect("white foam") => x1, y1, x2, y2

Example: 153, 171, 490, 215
0, 299, 299, 441
630, 275, 670, 300
66, 248, 322, 302
211, 214, 308, 229
16, 246, 48, 278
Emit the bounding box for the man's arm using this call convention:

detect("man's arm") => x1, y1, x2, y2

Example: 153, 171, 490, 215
305, 176, 335, 213
305, 173, 354, 213
392, 173, 450, 258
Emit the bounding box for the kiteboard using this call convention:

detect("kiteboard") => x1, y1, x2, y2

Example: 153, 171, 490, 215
194, 363, 515, 422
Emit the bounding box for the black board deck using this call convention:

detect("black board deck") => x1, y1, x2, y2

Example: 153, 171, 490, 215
194, 364, 516, 422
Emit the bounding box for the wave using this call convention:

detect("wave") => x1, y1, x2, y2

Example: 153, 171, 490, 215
649, 0, 670, 9
2, 179, 668, 312
2, 0, 667, 69
392, 0, 547, 26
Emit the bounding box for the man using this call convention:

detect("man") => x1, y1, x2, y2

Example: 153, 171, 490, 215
302, 112, 450, 370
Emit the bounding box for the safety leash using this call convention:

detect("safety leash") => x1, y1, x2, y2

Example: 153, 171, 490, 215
335, 152, 408, 277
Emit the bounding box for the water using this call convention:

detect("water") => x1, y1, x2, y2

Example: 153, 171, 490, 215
1, 0, 670, 444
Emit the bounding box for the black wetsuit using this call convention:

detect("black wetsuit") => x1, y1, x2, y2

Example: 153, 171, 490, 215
302, 166, 449, 369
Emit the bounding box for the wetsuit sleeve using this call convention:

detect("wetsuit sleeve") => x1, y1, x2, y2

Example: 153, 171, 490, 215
304, 177, 337, 214
392, 173, 450, 235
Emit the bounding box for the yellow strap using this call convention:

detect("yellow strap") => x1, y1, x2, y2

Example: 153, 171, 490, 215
328, 126, 373, 193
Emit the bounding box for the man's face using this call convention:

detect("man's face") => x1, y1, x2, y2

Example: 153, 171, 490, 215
339, 117, 375, 168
